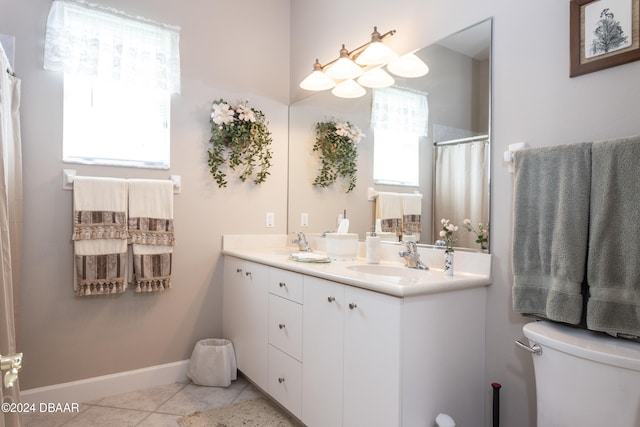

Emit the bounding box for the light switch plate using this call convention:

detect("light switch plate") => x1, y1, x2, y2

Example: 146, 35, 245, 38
266, 212, 275, 228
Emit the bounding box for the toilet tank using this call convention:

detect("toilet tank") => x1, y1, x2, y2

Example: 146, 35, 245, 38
523, 320, 640, 427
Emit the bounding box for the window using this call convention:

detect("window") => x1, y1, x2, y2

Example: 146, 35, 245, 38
62, 75, 170, 168
371, 87, 428, 186
373, 129, 420, 186
44, 0, 180, 169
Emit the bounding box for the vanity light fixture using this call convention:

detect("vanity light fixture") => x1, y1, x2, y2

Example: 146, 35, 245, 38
300, 26, 429, 98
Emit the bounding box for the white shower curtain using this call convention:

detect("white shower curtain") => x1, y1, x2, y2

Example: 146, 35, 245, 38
433, 139, 489, 249
0, 43, 23, 427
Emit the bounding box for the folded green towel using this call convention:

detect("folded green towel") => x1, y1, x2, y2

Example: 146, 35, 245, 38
512, 142, 592, 324
587, 135, 640, 337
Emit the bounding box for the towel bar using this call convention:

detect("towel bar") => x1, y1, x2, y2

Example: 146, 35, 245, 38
62, 169, 181, 194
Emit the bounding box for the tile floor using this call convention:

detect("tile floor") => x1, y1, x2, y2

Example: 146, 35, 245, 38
22, 376, 267, 427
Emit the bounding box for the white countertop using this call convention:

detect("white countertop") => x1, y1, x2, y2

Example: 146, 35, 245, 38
222, 234, 492, 298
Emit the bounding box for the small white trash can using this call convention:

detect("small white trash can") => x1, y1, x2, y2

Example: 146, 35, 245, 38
187, 338, 237, 387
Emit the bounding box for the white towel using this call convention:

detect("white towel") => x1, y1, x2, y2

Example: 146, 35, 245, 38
72, 177, 128, 296
128, 179, 175, 292
376, 192, 403, 236
402, 193, 422, 234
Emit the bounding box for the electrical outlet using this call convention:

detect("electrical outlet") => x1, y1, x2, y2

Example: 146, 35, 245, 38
301, 213, 309, 227
266, 212, 275, 228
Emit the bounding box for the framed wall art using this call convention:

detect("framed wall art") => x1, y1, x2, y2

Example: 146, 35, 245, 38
570, 0, 640, 77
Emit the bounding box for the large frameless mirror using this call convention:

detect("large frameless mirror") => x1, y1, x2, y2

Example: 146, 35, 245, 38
288, 18, 492, 251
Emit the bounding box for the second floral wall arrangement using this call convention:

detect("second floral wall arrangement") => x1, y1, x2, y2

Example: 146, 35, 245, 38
312, 119, 363, 193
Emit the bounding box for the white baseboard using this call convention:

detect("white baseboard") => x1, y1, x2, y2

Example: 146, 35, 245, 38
21, 360, 190, 405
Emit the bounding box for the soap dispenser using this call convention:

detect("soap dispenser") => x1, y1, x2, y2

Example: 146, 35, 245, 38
366, 228, 381, 264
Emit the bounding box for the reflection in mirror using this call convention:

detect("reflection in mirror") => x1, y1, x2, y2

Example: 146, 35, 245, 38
288, 18, 492, 251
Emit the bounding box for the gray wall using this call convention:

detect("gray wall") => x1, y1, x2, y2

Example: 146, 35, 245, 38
289, 1, 640, 427
2, 0, 290, 390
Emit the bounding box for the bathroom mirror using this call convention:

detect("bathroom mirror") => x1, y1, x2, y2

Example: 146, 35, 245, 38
288, 18, 492, 251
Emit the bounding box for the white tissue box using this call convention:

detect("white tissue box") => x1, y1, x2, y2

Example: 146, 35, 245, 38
325, 233, 359, 260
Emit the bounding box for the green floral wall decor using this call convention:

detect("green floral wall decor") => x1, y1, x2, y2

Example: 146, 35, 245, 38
312, 120, 363, 193
208, 99, 273, 187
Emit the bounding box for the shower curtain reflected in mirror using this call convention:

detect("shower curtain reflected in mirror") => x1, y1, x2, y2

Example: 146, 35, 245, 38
1, 42, 23, 427
433, 138, 489, 249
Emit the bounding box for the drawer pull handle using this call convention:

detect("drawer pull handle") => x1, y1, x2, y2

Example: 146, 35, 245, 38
279, 323, 286, 329
278, 377, 285, 383
327, 296, 335, 303
236, 268, 242, 273
279, 282, 286, 288
245, 271, 252, 278
349, 303, 357, 310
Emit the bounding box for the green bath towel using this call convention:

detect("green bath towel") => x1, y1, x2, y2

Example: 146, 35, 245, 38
512, 142, 592, 325
587, 135, 640, 338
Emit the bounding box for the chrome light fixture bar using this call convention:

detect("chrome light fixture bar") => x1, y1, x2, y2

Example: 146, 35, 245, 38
300, 27, 429, 98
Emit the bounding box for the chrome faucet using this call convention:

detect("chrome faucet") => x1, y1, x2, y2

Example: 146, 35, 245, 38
399, 241, 428, 270
292, 231, 312, 252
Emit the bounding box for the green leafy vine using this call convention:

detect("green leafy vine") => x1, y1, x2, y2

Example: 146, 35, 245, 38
312, 120, 363, 193
207, 99, 273, 187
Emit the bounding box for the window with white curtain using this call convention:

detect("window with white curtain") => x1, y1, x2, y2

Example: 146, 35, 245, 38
43, 0, 181, 169
371, 87, 428, 186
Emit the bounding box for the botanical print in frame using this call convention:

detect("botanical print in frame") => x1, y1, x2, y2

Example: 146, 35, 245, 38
570, 0, 640, 77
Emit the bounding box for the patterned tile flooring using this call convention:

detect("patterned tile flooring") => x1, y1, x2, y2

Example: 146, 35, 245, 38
22, 376, 265, 426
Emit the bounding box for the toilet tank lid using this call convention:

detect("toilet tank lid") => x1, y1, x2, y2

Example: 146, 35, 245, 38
523, 321, 640, 372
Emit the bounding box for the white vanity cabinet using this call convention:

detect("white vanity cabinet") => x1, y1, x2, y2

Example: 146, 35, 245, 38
302, 277, 401, 427
222, 257, 269, 390
223, 254, 487, 427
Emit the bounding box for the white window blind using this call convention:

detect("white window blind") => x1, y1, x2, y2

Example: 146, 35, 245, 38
44, 0, 181, 94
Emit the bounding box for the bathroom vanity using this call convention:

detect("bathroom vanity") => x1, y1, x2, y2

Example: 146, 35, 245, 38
222, 234, 491, 427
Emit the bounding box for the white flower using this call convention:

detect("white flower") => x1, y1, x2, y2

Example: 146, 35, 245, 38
211, 102, 235, 125
334, 121, 363, 144
463, 218, 471, 226
237, 103, 256, 122
439, 230, 446, 237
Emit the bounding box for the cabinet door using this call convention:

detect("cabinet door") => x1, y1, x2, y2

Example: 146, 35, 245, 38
343, 286, 402, 427
302, 277, 344, 427
222, 257, 269, 390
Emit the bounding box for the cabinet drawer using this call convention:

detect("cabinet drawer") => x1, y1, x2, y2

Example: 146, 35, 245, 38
269, 294, 303, 361
269, 268, 303, 303
268, 345, 302, 418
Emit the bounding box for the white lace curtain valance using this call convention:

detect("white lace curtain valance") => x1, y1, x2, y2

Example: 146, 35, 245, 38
44, 0, 181, 94
371, 87, 429, 136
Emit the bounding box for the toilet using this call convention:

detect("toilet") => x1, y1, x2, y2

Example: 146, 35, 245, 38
522, 320, 640, 426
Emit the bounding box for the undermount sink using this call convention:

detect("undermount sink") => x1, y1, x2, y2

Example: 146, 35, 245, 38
346, 264, 430, 278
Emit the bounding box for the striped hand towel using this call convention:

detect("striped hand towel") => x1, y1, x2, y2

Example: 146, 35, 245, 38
72, 177, 128, 296
128, 179, 175, 292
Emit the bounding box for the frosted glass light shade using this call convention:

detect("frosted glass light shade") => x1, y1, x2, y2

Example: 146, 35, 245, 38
356, 42, 398, 65
357, 68, 395, 88
387, 53, 429, 78
325, 57, 364, 80
300, 70, 336, 91
331, 79, 366, 98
